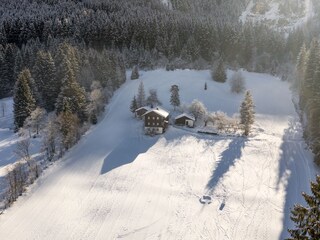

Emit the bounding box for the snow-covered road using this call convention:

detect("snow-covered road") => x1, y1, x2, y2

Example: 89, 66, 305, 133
0, 69, 317, 239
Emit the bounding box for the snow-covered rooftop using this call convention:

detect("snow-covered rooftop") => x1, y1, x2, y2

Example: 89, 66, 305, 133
175, 113, 195, 121
143, 107, 169, 118
135, 106, 151, 112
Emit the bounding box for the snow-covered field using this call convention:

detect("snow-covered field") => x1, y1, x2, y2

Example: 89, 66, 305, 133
0, 69, 318, 239
0, 98, 42, 177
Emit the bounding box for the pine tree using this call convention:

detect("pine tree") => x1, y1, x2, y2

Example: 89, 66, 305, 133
55, 58, 87, 122
131, 65, 140, 80
0, 51, 6, 98
296, 43, 308, 92
136, 81, 146, 108
130, 95, 138, 113
287, 175, 320, 239
2, 44, 16, 97
204, 82, 207, 90
57, 100, 80, 151
33, 51, 57, 111
212, 59, 227, 83
13, 69, 36, 131
240, 90, 255, 136
170, 84, 180, 110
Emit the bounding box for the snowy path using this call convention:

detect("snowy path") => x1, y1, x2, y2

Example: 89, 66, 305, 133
0, 70, 318, 240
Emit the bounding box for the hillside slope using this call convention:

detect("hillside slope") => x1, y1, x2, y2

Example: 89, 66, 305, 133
0, 70, 318, 239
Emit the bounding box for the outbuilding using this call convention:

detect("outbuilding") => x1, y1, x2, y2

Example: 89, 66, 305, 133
135, 106, 151, 118
175, 113, 195, 128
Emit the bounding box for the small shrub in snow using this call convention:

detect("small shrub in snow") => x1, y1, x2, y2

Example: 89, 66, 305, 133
230, 71, 246, 93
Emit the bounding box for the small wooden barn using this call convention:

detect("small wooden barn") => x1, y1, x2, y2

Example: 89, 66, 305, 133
135, 106, 151, 118
175, 113, 195, 128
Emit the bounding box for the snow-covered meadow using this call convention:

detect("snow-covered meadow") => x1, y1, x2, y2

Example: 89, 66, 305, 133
0, 69, 318, 239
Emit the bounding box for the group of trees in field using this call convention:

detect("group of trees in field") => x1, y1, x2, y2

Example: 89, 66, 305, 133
187, 91, 254, 136
3, 41, 126, 208
130, 81, 163, 113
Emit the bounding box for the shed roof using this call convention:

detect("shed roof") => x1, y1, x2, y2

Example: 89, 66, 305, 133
135, 106, 151, 112
175, 113, 195, 121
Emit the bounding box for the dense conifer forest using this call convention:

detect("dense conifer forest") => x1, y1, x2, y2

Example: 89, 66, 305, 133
0, 0, 320, 165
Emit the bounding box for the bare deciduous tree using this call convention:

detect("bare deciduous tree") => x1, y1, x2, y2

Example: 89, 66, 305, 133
14, 138, 31, 162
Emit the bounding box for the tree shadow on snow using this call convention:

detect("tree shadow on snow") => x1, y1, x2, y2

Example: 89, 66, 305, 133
100, 137, 157, 175
277, 118, 318, 240
206, 137, 247, 194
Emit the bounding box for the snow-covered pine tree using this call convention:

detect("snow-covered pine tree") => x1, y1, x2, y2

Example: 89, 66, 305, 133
131, 65, 140, 80
2, 44, 16, 97
240, 90, 255, 136
130, 95, 138, 113
287, 175, 320, 239
170, 84, 180, 110
146, 89, 162, 107
13, 69, 36, 131
296, 43, 308, 93
212, 59, 227, 83
57, 99, 80, 151
33, 51, 57, 111
55, 58, 87, 122
136, 81, 146, 108
204, 82, 207, 90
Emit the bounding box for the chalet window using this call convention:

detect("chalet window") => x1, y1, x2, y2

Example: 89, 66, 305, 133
148, 116, 150, 119
157, 117, 159, 120
152, 122, 155, 126
157, 123, 159, 126
153, 117, 155, 120
147, 122, 150, 126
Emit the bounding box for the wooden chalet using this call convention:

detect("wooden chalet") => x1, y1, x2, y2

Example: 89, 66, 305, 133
175, 113, 195, 128
142, 107, 170, 134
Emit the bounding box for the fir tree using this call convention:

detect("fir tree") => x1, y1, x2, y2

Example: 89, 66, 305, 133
130, 95, 138, 113
13, 69, 36, 131
131, 65, 140, 80
55, 58, 87, 122
287, 175, 320, 239
296, 43, 308, 93
170, 84, 180, 110
58, 99, 80, 151
212, 59, 227, 83
204, 82, 207, 90
136, 81, 146, 108
240, 90, 255, 136
33, 51, 57, 111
